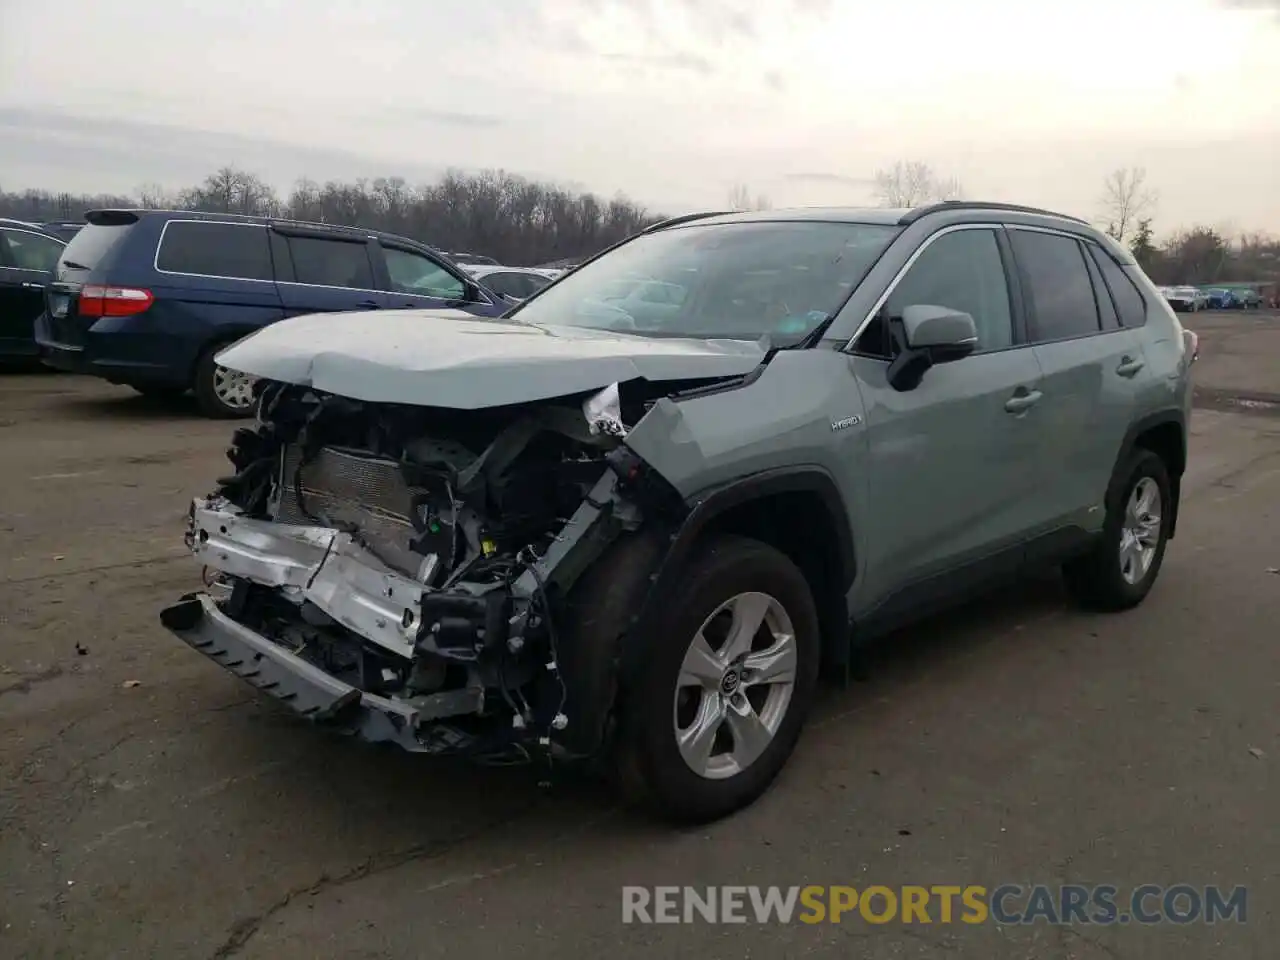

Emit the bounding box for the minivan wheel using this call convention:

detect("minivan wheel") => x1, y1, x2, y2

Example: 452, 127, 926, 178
1063, 448, 1172, 611
615, 535, 820, 823
194, 347, 257, 419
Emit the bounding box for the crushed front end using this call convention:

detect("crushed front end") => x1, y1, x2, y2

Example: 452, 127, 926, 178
161, 379, 682, 763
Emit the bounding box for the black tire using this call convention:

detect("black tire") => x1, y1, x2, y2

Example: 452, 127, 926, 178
193, 346, 256, 419
1063, 448, 1172, 612
614, 535, 821, 823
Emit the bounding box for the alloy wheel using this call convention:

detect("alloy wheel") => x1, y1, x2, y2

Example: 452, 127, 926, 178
1119, 477, 1162, 584
672, 591, 797, 780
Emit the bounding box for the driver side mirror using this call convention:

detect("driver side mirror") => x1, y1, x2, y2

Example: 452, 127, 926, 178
886, 304, 978, 391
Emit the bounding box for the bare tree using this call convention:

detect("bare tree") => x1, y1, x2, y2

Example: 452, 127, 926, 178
872, 161, 963, 207
727, 183, 772, 211
137, 182, 174, 209
1100, 167, 1157, 243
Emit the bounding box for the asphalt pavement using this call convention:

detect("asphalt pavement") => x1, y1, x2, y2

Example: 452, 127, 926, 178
1, 312, 1276, 959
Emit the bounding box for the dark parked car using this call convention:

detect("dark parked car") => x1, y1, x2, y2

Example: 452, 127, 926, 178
0, 219, 66, 363
1205, 288, 1238, 310
35, 210, 510, 416
37, 221, 86, 242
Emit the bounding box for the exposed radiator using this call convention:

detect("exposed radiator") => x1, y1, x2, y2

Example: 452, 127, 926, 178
274, 445, 446, 579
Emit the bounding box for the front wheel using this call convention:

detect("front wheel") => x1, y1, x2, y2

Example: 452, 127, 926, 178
614, 535, 820, 823
193, 346, 257, 419
1063, 448, 1172, 611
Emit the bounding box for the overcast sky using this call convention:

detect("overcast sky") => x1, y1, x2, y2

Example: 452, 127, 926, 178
2, 0, 1278, 234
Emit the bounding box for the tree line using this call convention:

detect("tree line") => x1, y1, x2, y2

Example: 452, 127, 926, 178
1099, 166, 1277, 287
2, 161, 1275, 284
0, 167, 661, 267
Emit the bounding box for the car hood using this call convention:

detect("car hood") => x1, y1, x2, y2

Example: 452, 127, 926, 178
216, 309, 767, 409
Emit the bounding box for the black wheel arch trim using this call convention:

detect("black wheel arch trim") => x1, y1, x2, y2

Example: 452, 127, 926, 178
1115, 408, 1187, 537
617, 465, 857, 681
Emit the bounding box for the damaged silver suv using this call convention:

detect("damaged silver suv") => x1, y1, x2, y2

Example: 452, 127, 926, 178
161, 202, 1197, 823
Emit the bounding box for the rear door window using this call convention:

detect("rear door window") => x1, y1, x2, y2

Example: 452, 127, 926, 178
285, 236, 375, 289
1081, 245, 1119, 330
156, 221, 274, 281
1009, 230, 1101, 342
1087, 245, 1148, 328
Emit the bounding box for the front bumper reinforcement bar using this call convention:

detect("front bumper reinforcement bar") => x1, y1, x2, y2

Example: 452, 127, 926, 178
160, 593, 483, 752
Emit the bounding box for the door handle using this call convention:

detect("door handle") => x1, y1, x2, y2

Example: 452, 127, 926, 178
22, 281, 45, 289
1004, 388, 1043, 413
354, 299, 381, 310
1116, 356, 1145, 378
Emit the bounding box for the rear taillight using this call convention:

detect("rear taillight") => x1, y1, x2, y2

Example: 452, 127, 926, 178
79, 285, 153, 318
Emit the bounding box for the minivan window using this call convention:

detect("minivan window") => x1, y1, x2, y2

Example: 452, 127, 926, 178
1010, 230, 1100, 342
508, 221, 901, 343
1088, 245, 1147, 328
56, 222, 135, 278
883, 228, 1013, 353
156, 221, 273, 281
286, 236, 374, 289
384, 247, 465, 299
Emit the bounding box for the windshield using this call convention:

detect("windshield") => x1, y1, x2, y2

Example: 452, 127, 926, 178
508, 220, 901, 342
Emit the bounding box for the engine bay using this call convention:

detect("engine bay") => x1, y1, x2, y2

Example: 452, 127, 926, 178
182, 378, 692, 761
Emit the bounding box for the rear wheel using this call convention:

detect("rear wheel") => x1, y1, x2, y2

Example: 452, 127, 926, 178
1063, 448, 1172, 611
614, 535, 820, 823
193, 346, 257, 419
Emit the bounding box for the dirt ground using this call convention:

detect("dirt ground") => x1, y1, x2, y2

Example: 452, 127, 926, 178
1, 312, 1277, 959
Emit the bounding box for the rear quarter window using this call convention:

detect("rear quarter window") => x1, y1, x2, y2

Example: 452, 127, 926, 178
156, 221, 274, 281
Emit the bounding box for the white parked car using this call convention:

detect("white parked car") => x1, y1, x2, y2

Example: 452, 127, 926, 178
463, 265, 558, 303
1162, 286, 1203, 312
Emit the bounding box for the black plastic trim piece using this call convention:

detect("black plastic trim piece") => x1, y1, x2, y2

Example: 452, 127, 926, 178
1115, 408, 1187, 538
618, 466, 857, 680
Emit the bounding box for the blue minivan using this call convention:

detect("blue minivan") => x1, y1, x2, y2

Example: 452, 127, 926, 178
35, 210, 510, 417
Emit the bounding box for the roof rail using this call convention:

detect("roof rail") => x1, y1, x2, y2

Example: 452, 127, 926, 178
899, 201, 1089, 226
642, 210, 734, 233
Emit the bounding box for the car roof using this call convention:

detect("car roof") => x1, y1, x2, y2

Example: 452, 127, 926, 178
83, 208, 433, 250
647, 200, 1092, 231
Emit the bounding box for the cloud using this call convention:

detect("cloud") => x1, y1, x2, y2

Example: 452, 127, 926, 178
394, 108, 505, 129
0, 107, 449, 194
784, 172, 878, 187
1217, 0, 1280, 15
599, 51, 716, 76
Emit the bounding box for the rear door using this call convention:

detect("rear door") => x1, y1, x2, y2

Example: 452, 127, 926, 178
1008, 227, 1148, 536
0, 228, 64, 354
269, 227, 383, 316
372, 241, 503, 315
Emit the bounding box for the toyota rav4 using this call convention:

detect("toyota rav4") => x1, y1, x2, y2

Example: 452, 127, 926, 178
160, 202, 1197, 823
